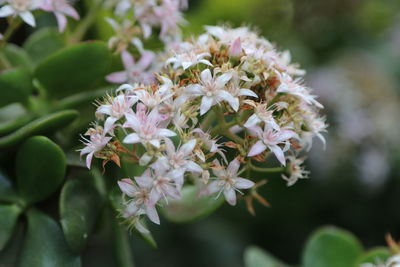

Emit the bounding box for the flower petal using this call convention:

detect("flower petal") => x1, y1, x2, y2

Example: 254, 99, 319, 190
200, 96, 214, 115
123, 133, 140, 144
235, 178, 255, 189
248, 140, 267, 157
224, 188, 237, 206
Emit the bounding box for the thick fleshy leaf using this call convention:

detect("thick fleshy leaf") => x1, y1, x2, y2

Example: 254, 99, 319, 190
59, 179, 103, 253
23, 27, 65, 63
0, 110, 78, 149
301, 226, 363, 267
0, 204, 22, 250
0, 103, 29, 136
0, 170, 18, 202
355, 247, 391, 266
2, 44, 33, 69
16, 136, 66, 205
34, 42, 111, 98
0, 68, 34, 108
244, 246, 289, 267
161, 185, 224, 223
0, 222, 24, 266
18, 209, 81, 267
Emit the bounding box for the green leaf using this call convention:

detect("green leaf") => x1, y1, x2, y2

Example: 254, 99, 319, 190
16, 136, 66, 205
0, 221, 25, 266
59, 179, 103, 253
2, 44, 33, 69
161, 185, 224, 223
0, 109, 78, 149
18, 209, 81, 267
0, 204, 22, 250
0, 170, 18, 203
302, 226, 363, 267
0, 68, 34, 108
244, 246, 289, 267
34, 42, 111, 98
355, 247, 391, 266
23, 28, 65, 64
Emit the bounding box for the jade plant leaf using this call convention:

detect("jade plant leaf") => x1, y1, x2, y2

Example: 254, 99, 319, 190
302, 226, 363, 267
0, 204, 22, 250
355, 247, 391, 266
18, 209, 81, 267
161, 185, 224, 223
244, 246, 289, 267
2, 44, 33, 69
0, 68, 34, 108
0, 109, 78, 149
0, 170, 18, 203
59, 179, 103, 253
0, 222, 25, 266
16, 136, 66, 205
34, 42, 111, 98
23, 27, 66, 63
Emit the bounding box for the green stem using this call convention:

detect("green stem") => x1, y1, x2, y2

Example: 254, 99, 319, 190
211, 106, 245, 145
200, 111, 215, 131
0, 18, 22, 48
249, 163, 285, 173
112, 215, 135, 267
68, 0, 104, 44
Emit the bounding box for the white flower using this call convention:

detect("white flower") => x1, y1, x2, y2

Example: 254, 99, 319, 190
166, 49, 212, 70
276, 72, 323, 109
106, 50, 155, 85
186, 69, 237, 115
96, 93, 137, 133
282, 156, 309, 186
40, 0, 80, 32
248, 125, 298, 166
243, 103, 280, 130
192, 128, 227, 163
118, 177, 160, 225
79, 126, 112, 169
123, 104, 176, 148
205, 159, 254, 205
154, 138, 202, 189
0, 0, 42, 27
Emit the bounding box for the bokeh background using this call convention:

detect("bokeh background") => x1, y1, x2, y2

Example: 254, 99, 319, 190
4, 0, 400, 266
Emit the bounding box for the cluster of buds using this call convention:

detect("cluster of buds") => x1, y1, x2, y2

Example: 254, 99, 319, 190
0, 0, 79, 31
80, 25, 326, 233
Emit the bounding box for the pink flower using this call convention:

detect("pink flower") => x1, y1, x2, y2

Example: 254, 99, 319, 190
243, 103, 279, 130
154, 138, 202, 189
154, 0, 185, 41
206, 159, 254, 206
118, 177, 160, 225
166, 49, 212, 70
0, 0, 42, 27
106, 50, 155, 85
186, 69, 237, 115
229, 37, 242, 57
123, 104, 176, 148
248, 126, 298, 166
79, 127, 112, 169
192, 128, 227, 163
96, 94, 137, 133
40, 0, 79, 32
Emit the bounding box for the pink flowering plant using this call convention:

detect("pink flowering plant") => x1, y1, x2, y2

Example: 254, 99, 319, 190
82, 24, 326, 233
0, 0, 328, 265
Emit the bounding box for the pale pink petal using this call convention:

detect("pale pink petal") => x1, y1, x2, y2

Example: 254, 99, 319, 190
181, 61, 193, 70
179, 139, 196, 156
106, 71, 128, 84
207, 181, 221, 195
123, 133, 140, 144
137, 52, 154, 69
104, 117, 118, 134
163, 137, 176, 157
218, 91, 238, 111
215, 73, 232, 88
224, 188, 237, 206
248, 140, 267, 157
117, 179, 137, 197
239, 89, 258, 98
269, 144, 286, 166
145, 204, 160, 224
158, 129, 176, 137
0, 5, 15, 17
200, 96, 214, 115
229, 37, 242, 57
85, 151, 94, 169
55, 12, 67, 32
200, 69, 212, 83
235, 178, 255, 189
135, 169, 153, 188
121, 50, 135, 69
20, 11, 36, 27
227, 158, 240, 176
149, 139, 160, 148
62, 5, 80, 19
199, 59, 213, 67
244, 114, 261, 128
186, 161, 203, 173
186, 84, 203, 95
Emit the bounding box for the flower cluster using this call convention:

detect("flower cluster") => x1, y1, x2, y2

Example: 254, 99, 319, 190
360, 254, 400, 267
80, 26, 326, 233
0, 0, 79, 31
